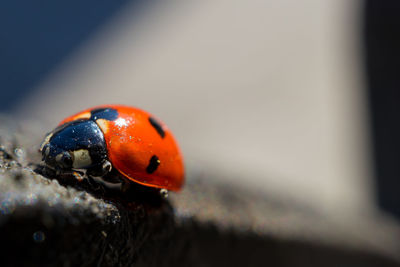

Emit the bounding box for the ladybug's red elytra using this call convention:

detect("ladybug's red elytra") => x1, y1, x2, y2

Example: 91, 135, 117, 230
39, 105, 184, 191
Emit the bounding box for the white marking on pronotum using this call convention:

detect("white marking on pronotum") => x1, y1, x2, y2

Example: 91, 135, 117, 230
73, 111, 91, 120
71, 149, 92, 168
39, 133, 53, 152
96, 119, 109, 134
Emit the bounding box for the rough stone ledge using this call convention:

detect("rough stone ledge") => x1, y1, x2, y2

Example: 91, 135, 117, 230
0, 118, 399, 266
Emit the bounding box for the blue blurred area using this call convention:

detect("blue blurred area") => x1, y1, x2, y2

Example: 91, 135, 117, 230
0, 0, 143, 111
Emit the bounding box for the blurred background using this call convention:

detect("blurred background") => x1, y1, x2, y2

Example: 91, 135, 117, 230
0, 0, 399, 220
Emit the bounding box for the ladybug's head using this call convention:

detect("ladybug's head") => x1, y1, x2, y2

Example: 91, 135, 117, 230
40, 120, 108, 172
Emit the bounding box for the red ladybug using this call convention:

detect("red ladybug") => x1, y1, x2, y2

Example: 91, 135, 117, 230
39, 105, 184, 191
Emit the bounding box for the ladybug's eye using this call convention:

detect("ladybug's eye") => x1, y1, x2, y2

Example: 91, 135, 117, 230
56, 152, 73, 169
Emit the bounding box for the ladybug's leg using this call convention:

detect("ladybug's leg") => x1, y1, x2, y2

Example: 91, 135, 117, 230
86, 160, 112, 177
34, 164, 70, 179
159, 188, 169, 198
82, 166, 133, 196
121, 179, 131, 193
33, 164, 52, 177
102, 160, 112, 174
88, 175, 124, 193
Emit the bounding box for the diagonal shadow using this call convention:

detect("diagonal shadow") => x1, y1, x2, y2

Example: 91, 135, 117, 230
0, 0, 150, 112
364, 0, 400, 219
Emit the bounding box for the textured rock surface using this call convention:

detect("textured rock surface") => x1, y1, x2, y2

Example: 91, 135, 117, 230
0, 117, 399, 266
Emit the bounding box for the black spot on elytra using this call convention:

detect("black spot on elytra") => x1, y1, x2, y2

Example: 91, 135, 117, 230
146, 155, 160, 174
90, 108, 119, 121
148, 117, 165, 138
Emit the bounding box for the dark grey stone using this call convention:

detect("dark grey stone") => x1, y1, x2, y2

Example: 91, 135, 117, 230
0, 117, 399, 266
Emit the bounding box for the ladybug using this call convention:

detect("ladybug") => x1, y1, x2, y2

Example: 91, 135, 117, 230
39, 105, 184, 192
